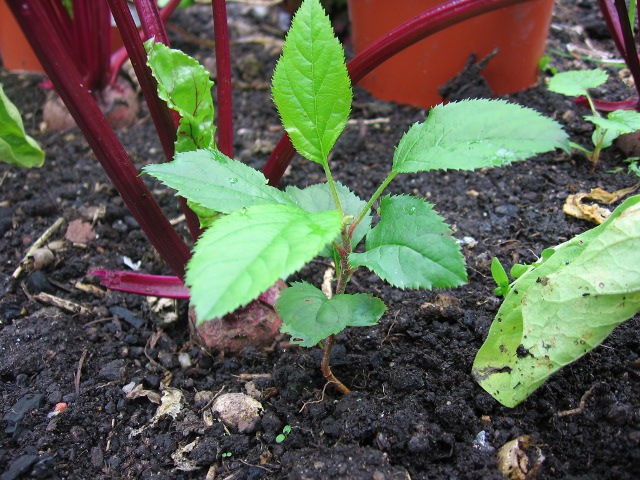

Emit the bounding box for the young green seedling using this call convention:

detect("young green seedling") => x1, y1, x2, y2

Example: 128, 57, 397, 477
548, 68, 640, 166
145, 0, 568, 393
490, 257, 511, 297
276, 424, 292, 443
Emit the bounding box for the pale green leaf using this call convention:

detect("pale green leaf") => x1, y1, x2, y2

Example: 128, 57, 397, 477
271, 0, 352, 165
392, 99, 569, 174
473, 196, 640, 407
187, 204, 341, 321
276, 282, 386, 347
491, 257, 510, 297
586, 109, 640, 148
285, 182, 371, 255
143, 149, 293, 214
0, 84, 44, 168
186, 200, 221, 229
145, 40, 215, 152
157, 0, 193, 7
547, 68, 608, 97
349, 195, 467, 289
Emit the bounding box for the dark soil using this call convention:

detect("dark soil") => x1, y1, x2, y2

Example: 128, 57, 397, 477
1, 1, 639, 479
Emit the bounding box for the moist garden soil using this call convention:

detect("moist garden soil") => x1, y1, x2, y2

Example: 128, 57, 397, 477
1, 1, 639, 479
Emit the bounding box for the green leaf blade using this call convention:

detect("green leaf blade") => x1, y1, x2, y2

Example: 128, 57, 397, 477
187, 204, 342, 321
349, 195, 467, 289
277, 282, 386, 347
145, 40, 215, 152
0, 85, 44, 168
586, 109, 640, 148
143, 149, 294, 214
391, 99, 569, 174
285, 181, 371, 255
547, 68, 608, 97
271, 0, 352, 164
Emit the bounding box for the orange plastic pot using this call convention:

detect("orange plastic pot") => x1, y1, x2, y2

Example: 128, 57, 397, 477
0, 0, 128, 74
348, 0, 555, 108
0, 0, 44, 73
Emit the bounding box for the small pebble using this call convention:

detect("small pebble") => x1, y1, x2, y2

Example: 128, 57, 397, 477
212, 393, 263, 434
178, 352, 192, 369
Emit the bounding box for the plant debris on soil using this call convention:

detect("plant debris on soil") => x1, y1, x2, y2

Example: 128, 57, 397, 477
1, 1, 639, 479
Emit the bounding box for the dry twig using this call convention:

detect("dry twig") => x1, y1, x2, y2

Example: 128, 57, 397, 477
557, 384, 598, 417
74, 348, 88, 398
34, 292, 89, 314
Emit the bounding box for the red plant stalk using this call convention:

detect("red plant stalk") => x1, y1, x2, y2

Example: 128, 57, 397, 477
92, 270, 191, 299
578, 0, 640, 112
108, 0, 184, 86
262, 0, 539, 186
212, 0, 235, 158
6, 0, 191, 278
95, 0, 236, 296
109, 0, 202, 240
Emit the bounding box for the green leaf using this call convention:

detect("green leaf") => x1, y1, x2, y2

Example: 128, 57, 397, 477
143, 149, 293, 214
349, 195, 467, 289
186, 200, 221, 229
0, 84, 44, 168
157, 0, 193, 7
547, 68, 608, 97
491, 257, 510, 297
187, 204, 341, 321
277, 282, 386, 347
285, 182, 371, 255
473, 196, 640, 407
145, 40, 215, 152
271, 0, 352, 165
586, 109, 640, 149
391, 99, 569, 174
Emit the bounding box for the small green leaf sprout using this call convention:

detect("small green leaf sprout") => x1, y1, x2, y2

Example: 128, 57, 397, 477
538, 54, 557, 76
490, 257, 510, 297
548, 68, 640, 166
276, 425, 292, 443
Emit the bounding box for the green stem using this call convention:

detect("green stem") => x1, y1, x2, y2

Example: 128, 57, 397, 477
592, 129, 606, 167
585, 92, 603, 168
323, 162, 344, 218
350, 172, 397, 235
585, 92, 600, 118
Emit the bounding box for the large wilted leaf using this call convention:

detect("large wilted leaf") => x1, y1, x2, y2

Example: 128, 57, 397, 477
473, 195, 640, 407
